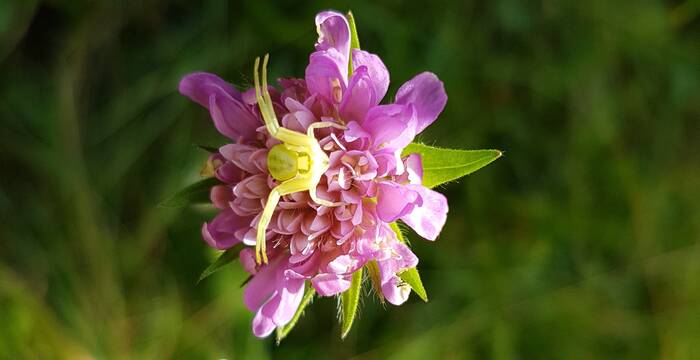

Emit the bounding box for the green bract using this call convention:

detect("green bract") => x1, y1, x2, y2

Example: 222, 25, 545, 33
403, 143, 502, 188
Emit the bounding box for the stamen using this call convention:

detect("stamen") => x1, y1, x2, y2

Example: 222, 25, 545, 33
331, 78, 343, 103
330, 133, 347, 151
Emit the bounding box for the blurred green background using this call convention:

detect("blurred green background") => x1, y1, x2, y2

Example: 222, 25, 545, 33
1, 0, 699, 358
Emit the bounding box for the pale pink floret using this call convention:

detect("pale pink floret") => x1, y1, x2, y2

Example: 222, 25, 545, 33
179, 10, 448, 337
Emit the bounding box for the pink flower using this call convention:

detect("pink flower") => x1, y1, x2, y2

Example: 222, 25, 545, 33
179, 10, 448, 338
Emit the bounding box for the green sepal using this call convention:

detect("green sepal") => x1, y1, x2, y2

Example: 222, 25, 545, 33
365, 260, 385, 303
276, 284, 316, 344
402, 143, 502, 188
347, 10, 360, 76
197, 243, 245, 284
398, 268, 428, 302
340, 267, 363, 339
390, 221, 409, 245
159, 177, 220, 208
197, 144, 219, 153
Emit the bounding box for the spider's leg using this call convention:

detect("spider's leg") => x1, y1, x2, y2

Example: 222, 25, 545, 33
300, 121, 347, 207
306, 121, 347, 138
255, 175, 314, 264
254, 55, 280, 137
255, 188, 279, 265
254, 55, 316, 147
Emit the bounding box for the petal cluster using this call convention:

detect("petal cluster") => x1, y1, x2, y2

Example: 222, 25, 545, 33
179, 10, 448, 338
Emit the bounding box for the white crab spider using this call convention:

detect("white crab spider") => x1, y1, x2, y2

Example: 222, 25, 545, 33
254, 54, 345, 264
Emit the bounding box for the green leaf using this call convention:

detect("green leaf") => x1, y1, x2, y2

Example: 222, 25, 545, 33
398, 268, 428, 302
197, 243, 245, 283
340, 268, 363, 339
276, 284, 315, 344
159, 177, 219, 208
390, 222, 428, 302
390, 221, 409, 245
347, 11, 361, 51
402, 143, 502, 188
197, 144, 219, 153
365, 260, 385, 303
346, 11, 360, 76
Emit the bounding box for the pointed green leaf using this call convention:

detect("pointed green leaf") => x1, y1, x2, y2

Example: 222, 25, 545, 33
365, 260, 385, 303
197, 144, 219, 153
390, 221, 409, 245
402, 143, 502, 188
276, 284, 315, 344
347, 11, 361, 50
346, 11, 360, 76
340, 268, 363, 339
398, 268, 428, 302
159, 177, 219, 208
390, 222, 428, 302
197, 243, 245, 283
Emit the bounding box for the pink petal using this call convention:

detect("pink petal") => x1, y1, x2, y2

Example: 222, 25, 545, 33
201, 210, 252, 250
363, 104, 417, 151
311, 273, 352, 296
343, 120, 371, 146
210, 185, 233, 209
282, 97, 317, 132
401, 185, 448, 241
401, 153, 423, 185
352, 49, 389, 102
239, 247, 258, 274
305, 50, 347, 103
339, 66, 376, 124
179, 72, 260, 140
376, 182, 422, 222
214, 161, 244, 184
314, 11, 350, 76
243, 258, 279, 312
395, 72, 447, 134
252, 305, 277, 338
233, 174, 269, 200
261, 270, 306, 326
382, 276, 412, 305
219, 144, 262, 174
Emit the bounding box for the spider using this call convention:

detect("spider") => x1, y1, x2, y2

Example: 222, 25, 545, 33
253, 54, 345, 265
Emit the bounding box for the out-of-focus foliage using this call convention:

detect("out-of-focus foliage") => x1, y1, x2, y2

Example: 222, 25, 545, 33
0, 0, 698, 358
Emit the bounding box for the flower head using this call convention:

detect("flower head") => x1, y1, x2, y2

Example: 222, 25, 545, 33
179, 10, 448, 338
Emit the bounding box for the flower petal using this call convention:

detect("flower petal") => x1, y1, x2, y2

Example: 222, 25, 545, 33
214, 161, 244, 184
376, 239, 418, 305
362, 104, 417, 151
201, 210, 251, 250
305, 50, 347, 103
376, 182, 422, 222
401, 185, 448, 241
179, 72, 260, 140
339, 66, 376, 124
178, 72, 239, 106
399, 153, 423, 185
311, 273, 352, 296
243, 257, 283, 312
315, 11, 350, 75
352, 49, 389, 102
395, 72, 447, 134
382, 276, 412, 305
252, 305, 277, 337
263, 270, 306, 326
210, 185, 233, 209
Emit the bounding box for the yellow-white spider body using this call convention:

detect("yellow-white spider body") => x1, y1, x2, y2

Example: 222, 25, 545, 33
254, 54, 345, 264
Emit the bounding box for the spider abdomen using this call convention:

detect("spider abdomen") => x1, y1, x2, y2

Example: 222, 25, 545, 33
268, 144, 303, 181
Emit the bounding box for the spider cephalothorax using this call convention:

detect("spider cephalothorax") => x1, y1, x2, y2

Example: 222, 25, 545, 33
254, 54, 345, 264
